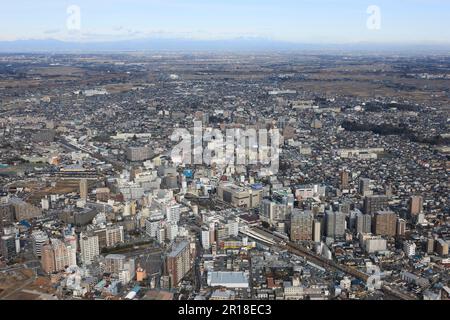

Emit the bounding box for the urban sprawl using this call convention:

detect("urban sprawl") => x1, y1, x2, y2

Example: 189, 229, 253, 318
0, 53, 449, 301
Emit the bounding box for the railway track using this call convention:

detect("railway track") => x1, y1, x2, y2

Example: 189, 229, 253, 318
252, 226, 417, 300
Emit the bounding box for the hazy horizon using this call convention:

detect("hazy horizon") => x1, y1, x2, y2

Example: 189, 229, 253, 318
1, 0, 449, 46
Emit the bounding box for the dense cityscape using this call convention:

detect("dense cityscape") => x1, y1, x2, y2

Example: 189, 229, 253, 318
0, 52, 448, 301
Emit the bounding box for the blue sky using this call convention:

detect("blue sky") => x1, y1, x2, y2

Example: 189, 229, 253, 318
1, 0, 449, 43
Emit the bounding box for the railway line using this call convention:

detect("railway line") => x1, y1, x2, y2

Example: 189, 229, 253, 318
251, 226, 417, 300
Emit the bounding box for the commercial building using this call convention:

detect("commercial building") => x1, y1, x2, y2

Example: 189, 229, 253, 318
207, 271, 249, 289
217, 183, 262, 209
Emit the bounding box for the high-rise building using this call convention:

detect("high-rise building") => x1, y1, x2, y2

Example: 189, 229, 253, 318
41, 243, 55, 273
80, 233, 100, 265
157, 227, 166, 244
325, 211, 346, 239
290, 210, 313, 241
166, 222, 179, 241
209, 222, 216, 245
105, 254, 126, 274
435, 239, 449, 256
426, 238, 435, 254
396, 218, 406, 237
340, 170, 349, 189
41, 239, 76, 274
403, 241, 416, 257
363, 195, 389, 215
9, 198, 42, 221
165, 204, 181, 223
374, 210, 397, 237
313, 220, 321, 243
166, 241, 191, 287
201, 229, 210, 250
31, 230, 49, 257
358, 178, 371, 196
409, 196, 423, 216
356, 213, 372, 234
93, 226, 124, 248
226, 220, 239, 237
1, 234, 19, 260
79, 179, 88, 201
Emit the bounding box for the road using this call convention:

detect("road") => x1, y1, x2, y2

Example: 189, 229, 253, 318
0, 266, 38, 300
57, 137, 124, 171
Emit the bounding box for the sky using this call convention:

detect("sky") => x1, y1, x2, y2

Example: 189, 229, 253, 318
0, 0, 449, 44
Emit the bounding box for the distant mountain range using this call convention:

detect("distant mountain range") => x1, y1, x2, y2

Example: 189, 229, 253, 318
0, 38, 449, 53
